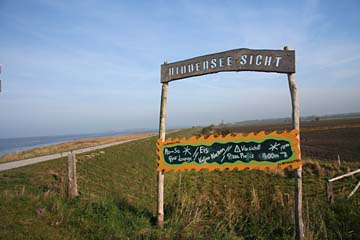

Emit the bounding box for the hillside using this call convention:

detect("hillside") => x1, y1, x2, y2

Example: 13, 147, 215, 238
0, 127, 359, 239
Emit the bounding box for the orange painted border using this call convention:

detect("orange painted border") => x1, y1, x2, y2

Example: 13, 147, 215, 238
156, 130, 301, 172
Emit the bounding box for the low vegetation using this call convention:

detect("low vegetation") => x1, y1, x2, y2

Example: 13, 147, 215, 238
0, 120, 359, 239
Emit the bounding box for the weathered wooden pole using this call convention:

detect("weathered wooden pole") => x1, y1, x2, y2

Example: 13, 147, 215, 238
325, 180, 334, 203
329, 169, 360, 182
285, 46, 304, 240
157, 82, 168, 226
348, 180, 360, 199
68, 152, 78, 198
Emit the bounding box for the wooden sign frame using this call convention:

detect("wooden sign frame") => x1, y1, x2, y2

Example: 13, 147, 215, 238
156, 47, 303, 239
161, 48, 295, 83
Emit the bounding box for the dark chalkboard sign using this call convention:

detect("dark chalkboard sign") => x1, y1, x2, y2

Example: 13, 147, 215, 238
157, 130, 300, 172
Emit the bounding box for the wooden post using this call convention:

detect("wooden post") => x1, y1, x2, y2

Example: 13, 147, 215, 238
294, 166, 303, 239
329, 169, 360, 182
285, 46, 304, 240
326, 180, 334, 203
157, 82, 168, 226
68, 152, 78, 198
325, 168, 360, 202
348, 180, 360, 199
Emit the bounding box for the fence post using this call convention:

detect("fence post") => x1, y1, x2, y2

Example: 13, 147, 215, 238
68, 152, 78, 198
325, 180, 334, 204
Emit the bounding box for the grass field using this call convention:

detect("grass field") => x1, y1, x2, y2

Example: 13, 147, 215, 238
0, 120, 359, 239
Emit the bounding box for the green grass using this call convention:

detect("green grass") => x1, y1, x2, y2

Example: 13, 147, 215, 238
0, 128, 359, 239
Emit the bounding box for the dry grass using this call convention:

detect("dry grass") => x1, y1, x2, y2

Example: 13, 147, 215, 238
0, 132, 156, 164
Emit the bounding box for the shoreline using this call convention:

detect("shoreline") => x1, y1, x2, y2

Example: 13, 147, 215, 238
0, 129, 156, 155
0, 131, 157, 164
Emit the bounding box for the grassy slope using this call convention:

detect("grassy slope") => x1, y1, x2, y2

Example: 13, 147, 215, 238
0, 128, 359, 239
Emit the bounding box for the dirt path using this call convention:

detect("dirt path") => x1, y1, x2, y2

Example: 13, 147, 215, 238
0, 134, 155, 172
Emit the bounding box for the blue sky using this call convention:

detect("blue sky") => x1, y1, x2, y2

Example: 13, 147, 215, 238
0, 0, 359, 138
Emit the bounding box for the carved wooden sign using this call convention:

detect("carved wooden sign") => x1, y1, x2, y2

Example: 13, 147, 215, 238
157, 130, 300, 172
161, 48, 295, 83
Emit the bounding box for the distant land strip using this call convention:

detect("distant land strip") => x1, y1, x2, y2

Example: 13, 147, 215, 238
301, 124, 360, 132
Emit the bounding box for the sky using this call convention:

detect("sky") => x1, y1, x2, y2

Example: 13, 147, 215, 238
0, 0, 359, 138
